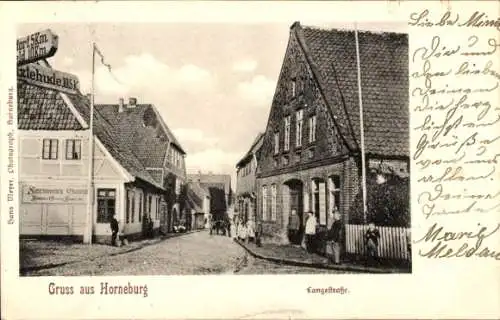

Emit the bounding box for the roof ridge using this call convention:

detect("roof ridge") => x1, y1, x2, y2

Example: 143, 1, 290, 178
301, 24, 407, 36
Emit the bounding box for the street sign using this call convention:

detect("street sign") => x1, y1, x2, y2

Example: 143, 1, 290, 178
17, 29, 58, 65
17, 63, 80, 95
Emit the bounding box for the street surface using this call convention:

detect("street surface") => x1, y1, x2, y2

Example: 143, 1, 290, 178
24, 231, 352, 276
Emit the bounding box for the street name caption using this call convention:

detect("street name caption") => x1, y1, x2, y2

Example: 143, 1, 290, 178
410, 8, 500, 260
48, 282, 149, 298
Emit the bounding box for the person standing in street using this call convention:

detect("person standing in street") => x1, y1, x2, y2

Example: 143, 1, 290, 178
287, 209, 300, 245
110, 213, 119, 246
365, 221, 381, 266
304, 211, 317, 253
326, 210, 342, 264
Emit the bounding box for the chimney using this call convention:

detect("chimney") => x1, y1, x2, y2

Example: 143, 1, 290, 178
118, 97, 125, 113
128, 97, 137, 108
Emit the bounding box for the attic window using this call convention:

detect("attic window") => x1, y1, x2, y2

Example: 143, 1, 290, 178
291, 78, 297, 98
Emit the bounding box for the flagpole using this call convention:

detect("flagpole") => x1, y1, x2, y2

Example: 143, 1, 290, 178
354, 23, 368, 223
85, 42, 96, 244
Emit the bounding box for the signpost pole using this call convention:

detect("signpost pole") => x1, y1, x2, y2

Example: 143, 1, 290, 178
85, 43, 96, 244
354, 23, 368, 223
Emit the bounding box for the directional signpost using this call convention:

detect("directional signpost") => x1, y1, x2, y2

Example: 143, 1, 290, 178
17, 29, 58, 66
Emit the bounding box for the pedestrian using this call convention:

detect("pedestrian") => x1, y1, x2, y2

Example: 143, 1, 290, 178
255, 222, 263, 247
304, 211, 317, 253
247, 219, 255, 243
239, 221, 248, 243
110, 213, 120, 246
326, 210, 342, 264
287, 209, 300, 245
364, 221, 381, 266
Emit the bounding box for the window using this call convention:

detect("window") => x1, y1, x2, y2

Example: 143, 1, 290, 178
126, 190, 132, 223
329, 175, 341, 215
97, 189, 116, 223
309, 115, 317, 143
156, 197, 161, 220
284, 116, 291, 151
42, 139, 58, 160
271, 184, 277, 221
148, 195, 153, 218
65, 139, 81, 160
137, 193, 143, 223
262, 186, 268, 221
274, 132, 279, 155
291, 79, 296, 98
296, 109, 303, 147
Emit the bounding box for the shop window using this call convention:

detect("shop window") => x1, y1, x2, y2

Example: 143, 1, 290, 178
42, 139, 58, 160
97, 188, 116, 223
65, 139, 81, 160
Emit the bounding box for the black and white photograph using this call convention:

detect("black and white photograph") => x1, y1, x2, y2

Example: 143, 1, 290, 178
17, 21, 410, 277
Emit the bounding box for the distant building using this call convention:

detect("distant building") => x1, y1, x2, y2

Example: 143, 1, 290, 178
96, 99, 187, 233
187, 173, 232, 222
18, 62, 167, 243
235, 133, 264, 224
186, 180, 211, 230
256, 22, 409, 244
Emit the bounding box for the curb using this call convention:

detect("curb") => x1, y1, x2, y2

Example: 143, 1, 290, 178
20, 229, 205, 274
234, 239, 409, 274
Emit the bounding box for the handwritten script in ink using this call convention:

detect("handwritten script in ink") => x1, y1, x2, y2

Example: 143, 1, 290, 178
410, 9, 500, 260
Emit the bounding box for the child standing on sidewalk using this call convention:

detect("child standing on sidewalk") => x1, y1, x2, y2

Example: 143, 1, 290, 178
364, 222, 380, 266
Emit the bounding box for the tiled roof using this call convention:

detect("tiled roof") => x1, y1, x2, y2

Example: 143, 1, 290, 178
18, 80, 84, 130
96, 104, 170, 169
97, 103, 186, 157
187, 173, 231, 193
236, 132, 264, 168
64, 93, 165, 190
294, 23, 409, 157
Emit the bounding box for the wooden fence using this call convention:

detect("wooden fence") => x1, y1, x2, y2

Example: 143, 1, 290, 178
345, 224, 411, 261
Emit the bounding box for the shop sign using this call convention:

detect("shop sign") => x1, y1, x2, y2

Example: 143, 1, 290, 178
17, 63, 80, 95
22, 184, 88, 204
17, 29, 59, 65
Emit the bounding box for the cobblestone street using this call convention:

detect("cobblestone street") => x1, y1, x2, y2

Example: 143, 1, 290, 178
23, 231, 353, 276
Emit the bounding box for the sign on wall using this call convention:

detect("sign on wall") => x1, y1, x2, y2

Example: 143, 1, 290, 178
22, 184, 88, 204
17, 29, 59, 65
17, 63, 80, 95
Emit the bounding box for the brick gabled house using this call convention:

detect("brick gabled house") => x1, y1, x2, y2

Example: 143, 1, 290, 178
96, 99, 187, 233
256, 22, 409, 244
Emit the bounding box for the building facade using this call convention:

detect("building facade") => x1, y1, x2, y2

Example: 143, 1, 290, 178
235, 133, 263, 224
96, 99, 188, 234
256, 22, 409, 244
18, 62, 168, 243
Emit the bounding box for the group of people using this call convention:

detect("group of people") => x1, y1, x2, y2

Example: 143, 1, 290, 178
288, 208, 382, 266
232, 218, 263, 246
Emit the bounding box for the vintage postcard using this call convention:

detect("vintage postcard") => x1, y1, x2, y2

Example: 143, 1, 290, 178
1, 1, 499, 319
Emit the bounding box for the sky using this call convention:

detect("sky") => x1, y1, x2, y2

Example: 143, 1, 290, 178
18, 22, 405, 187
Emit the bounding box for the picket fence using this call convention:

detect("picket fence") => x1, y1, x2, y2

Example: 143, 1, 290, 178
345, 224, 411, 261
